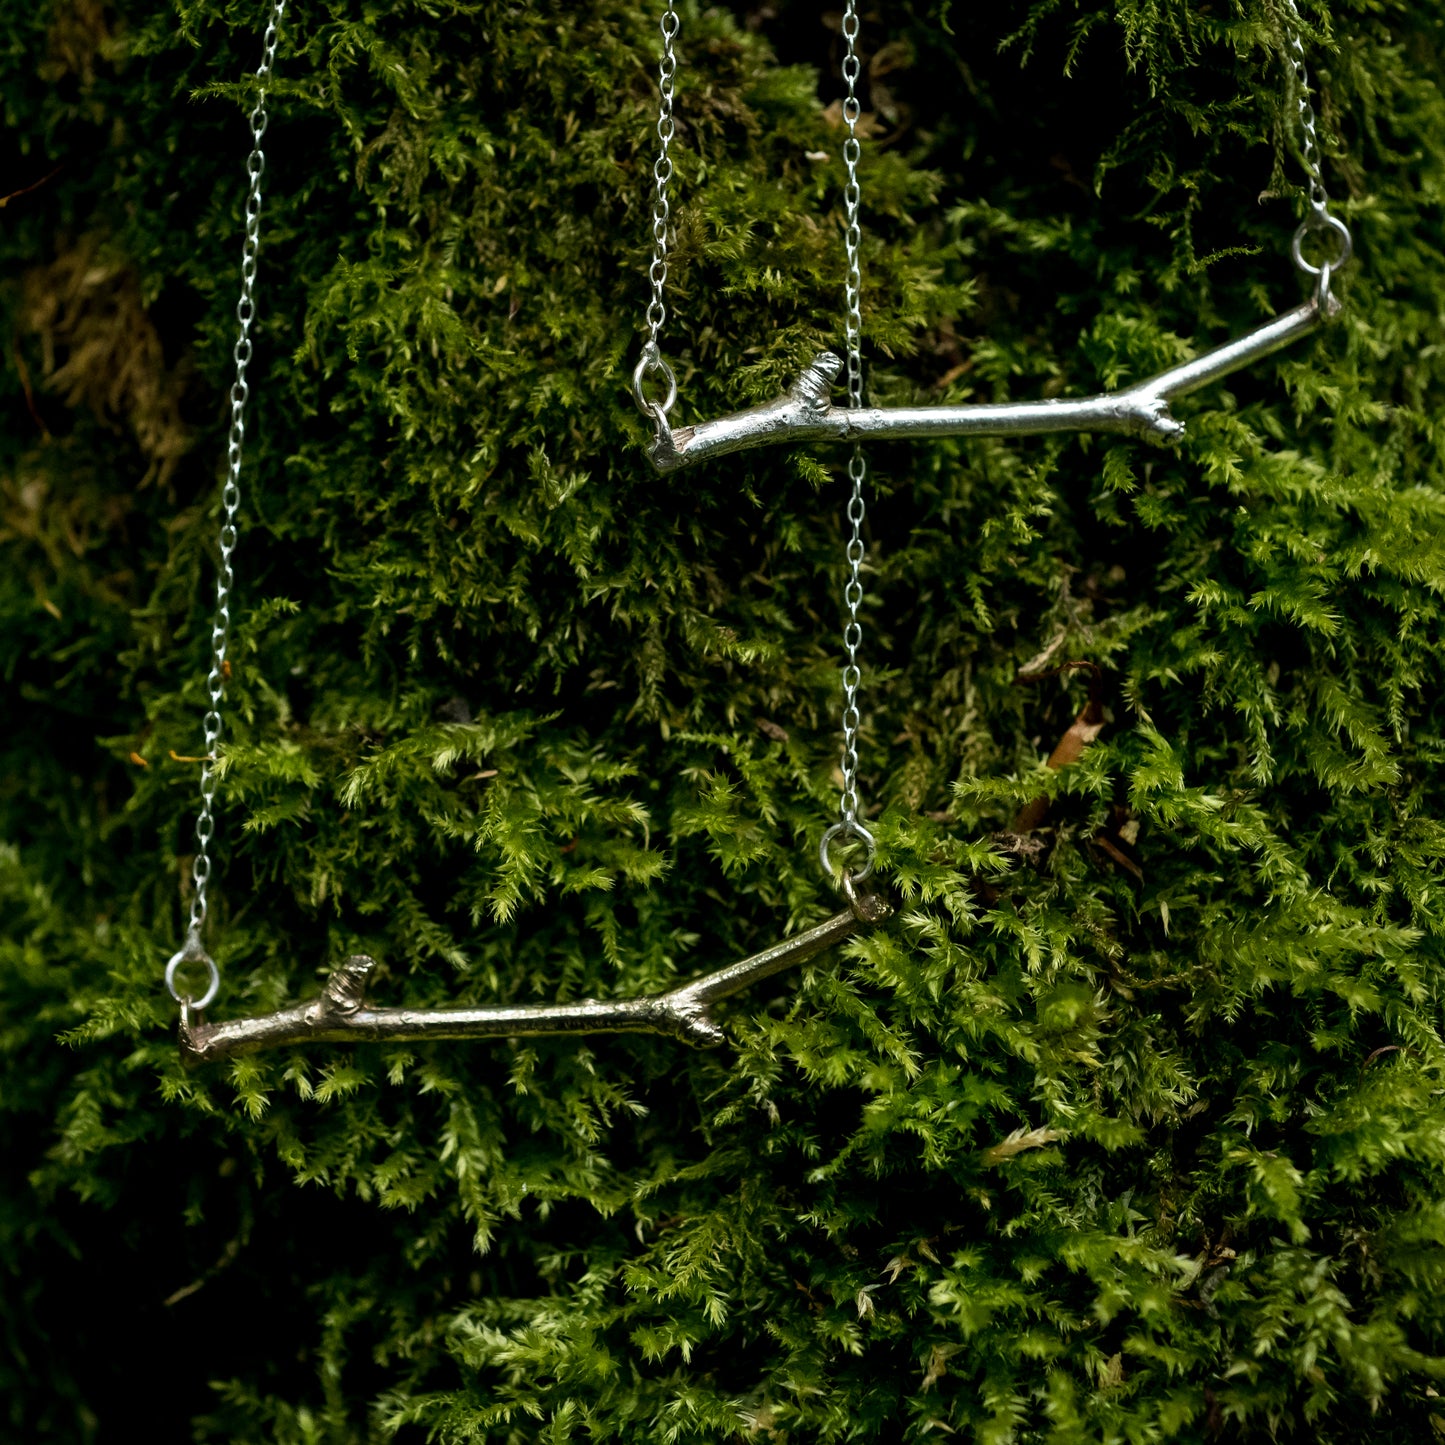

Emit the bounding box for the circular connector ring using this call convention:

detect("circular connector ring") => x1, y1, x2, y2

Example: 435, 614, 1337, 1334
1291, 213, 1353, 278
819, 819, 877, 886
631, 345, 677, 420
165, 934, 220, 1013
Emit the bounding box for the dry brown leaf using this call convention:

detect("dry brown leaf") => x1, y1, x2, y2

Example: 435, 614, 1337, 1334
1011, 661, 1106, 834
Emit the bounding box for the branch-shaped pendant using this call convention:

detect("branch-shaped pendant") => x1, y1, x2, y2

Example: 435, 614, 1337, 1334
179, 886, 894, 1064
645, 292, 1338, 473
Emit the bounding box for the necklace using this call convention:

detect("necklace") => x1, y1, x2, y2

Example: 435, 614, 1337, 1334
633, 1, 1351, 475
632, 0, 1354, 900
164, 1, 894, 1064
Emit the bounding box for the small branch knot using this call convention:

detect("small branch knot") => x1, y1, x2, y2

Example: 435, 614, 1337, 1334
314, 955, 376, 1023
845, 886, 895, 926
1114, 392, 1185, 444
788, 352, 843, 413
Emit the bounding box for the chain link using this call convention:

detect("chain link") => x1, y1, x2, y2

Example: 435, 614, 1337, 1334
633, 1, 680, 421
820, 0, 876, 886
1279, 0, 1352, 286
169, 0, 287, 1007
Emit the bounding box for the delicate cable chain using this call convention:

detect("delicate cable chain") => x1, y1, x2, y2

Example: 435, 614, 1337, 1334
840, 2, 865, 416
1279, 0, 1352, 290
167, 0, 287, 1013
820, 0, 875, 885
1280, 0, 1331, 217
632, 1, 680, 422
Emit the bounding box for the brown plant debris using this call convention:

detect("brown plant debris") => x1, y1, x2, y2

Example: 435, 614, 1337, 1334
20, 236, 194, 486
1006, 660, 1144, 880
40, 0, 115, 86
0, 164, 64, 214
1010, 661, 1106, 833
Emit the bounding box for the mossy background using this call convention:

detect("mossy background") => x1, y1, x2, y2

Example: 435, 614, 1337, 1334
4, 0, 1445, 1439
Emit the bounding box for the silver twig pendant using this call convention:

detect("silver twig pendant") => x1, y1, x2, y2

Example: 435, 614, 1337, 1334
640, 286, 1341, 474
179, 884, 893, 1064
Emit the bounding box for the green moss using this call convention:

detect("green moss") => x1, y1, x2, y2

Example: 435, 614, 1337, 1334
5, 0, 1445, 1439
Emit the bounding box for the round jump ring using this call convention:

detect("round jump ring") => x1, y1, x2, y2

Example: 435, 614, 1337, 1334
631, 349, 678, 420
819, 819, 877, 886
1291, 213, 1352, 278
165, 936, 220, 1012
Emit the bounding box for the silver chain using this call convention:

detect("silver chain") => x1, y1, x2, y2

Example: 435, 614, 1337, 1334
166, 0, 287, 1016
1279, 0, 1352, 295
820, 0, 875, 886
631, 1, 680, 426
840, 2, 865, 417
